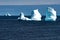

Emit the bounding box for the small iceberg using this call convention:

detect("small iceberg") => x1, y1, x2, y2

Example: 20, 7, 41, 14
18, 12, 31, 20
18, 9, 42, 21
45, 7, 57, 21
4, 12, 11, 16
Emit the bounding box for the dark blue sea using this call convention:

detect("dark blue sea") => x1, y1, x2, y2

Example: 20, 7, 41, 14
0, 5, 60, 40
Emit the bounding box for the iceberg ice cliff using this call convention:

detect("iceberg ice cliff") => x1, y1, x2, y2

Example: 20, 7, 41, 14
45, 7, 57, 21
31, 9, 42, 21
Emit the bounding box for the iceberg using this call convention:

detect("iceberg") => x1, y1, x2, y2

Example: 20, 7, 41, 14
45, 7, 57, 21
31, 9, 42, 21
5, 12, 11, 16
18, 9, 42, 21
18, 12, 31, 20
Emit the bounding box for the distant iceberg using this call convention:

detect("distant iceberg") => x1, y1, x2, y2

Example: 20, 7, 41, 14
18, 9, 42, 21
45, 7, 57, 21
4, 12, 11, 16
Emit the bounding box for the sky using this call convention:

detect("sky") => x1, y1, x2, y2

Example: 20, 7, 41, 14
0, 0, 60, 5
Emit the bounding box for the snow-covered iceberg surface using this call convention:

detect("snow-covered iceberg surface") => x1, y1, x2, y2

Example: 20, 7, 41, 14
4, 12, 11, 16
18, 9, 42, 21
18, 12, 31, 20
31, 9, 42, 21
45, 7, 57, 21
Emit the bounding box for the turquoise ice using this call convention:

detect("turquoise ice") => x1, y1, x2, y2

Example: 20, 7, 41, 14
45, 7, 57, 21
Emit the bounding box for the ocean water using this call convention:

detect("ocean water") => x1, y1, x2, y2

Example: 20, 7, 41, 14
0, 16, 60, 40
0, 5, 60, 40
0, 5, 60, 16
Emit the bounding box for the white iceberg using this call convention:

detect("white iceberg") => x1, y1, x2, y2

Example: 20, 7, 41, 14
18, 12, 31, 20
31, 9, 42, 21
5, 12, 11, 16
45, 7, 57, 21
18, 9, 42, 21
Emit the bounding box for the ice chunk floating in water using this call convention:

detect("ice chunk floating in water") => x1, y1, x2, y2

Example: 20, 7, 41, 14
31, 9, 42, 21
18, 12, 31, 20
18, 9, 42, 21
45, 7, 57, 21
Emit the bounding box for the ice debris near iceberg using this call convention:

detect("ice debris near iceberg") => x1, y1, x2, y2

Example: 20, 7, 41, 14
45, 7, 57, 21
18, 9, 42, 21
31, 9, 42, 21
